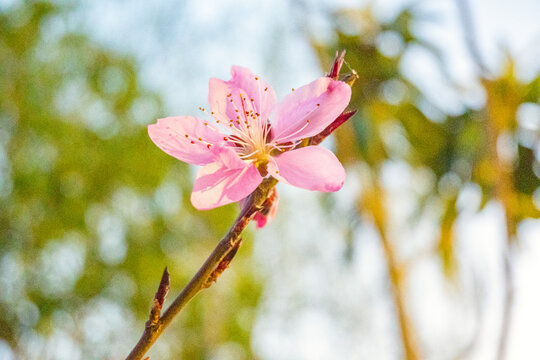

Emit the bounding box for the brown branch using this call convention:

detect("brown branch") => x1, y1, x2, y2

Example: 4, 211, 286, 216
125, 178, 277, 360
126, 50, 355, 360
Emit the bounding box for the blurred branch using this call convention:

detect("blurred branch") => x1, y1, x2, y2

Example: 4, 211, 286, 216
454, 0, 489, 76
455, 1, 518, 359
498, 252, 515, 360
482, 49, 518, 360
362, 180, 421, 360
125, 178, 278, 360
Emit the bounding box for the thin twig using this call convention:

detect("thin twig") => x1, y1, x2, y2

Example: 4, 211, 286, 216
126, 51, 354, 360
125, 178, 277, 360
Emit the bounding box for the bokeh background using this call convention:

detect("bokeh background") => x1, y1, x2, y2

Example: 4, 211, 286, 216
1, 0, 540, 359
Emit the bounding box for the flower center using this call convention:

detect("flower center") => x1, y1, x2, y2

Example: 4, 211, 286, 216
218, 92, 274, 163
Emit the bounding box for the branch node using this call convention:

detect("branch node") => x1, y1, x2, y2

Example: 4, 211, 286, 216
203, 239, 243, 289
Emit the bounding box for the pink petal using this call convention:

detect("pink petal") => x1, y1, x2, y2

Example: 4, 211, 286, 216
271, 77, 351, 143
208, 66, 277, 127
253, 188, 279, 228
191, 147, 263, 210
254, 212, 269, 228
268, 146, 345, 192
148, 116, 226, 166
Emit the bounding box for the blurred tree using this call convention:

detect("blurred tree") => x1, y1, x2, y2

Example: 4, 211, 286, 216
313, 4, 540, 360
0, 2, 262, 359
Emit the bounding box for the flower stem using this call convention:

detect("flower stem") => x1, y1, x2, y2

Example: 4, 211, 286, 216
125, 177, 278, 360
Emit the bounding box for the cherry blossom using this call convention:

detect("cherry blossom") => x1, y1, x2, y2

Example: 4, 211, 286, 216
148, 66, 351, 210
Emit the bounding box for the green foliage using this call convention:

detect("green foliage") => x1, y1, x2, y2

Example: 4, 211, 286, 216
315, 6, 540, 275
0, 2, 262, 358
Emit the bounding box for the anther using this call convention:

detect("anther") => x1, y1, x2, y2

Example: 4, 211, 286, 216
207, 144, 211, 149
198, 137, 202, 141
292, 88, 295, 91
255, 77, 259, 80
223, 137, 228, 141
190, 141, 195, 144
185, 134, 188, 138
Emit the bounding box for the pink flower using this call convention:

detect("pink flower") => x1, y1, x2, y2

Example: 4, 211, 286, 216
148, 66, 351, 210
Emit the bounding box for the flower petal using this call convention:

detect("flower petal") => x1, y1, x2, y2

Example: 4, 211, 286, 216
148, 116, 226, 166
191, 147, 263, 210
209, 66, 277, 127
253, 187, 279, 228
271, 77, 351, 143
268, 146, 345, 192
